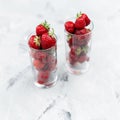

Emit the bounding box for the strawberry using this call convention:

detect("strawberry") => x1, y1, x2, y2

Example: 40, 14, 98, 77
47, 55, 56, 63
72, 35, 85, 46
81, 13, 91, 26
78, 51, 89, 63
78, 54, 87, 63
38, 52, 47, 63
41, 29, 56, 49
69, 53, 78, 65
81, 45, 89, 54
75, 28, 91, 46
33, 59, 44, 70
75, 28, 88, 35
75, 28, 90, 35
31, 51, 47, 62
67, 34, 73, 47
48, 62, 57, 71
28, 35, 40, 49
37, 71, 50, 84
68, 37, 73, 48
65, 21, 75, 33
75, 17, 86, 30
36, 20, 50, 36
69, 46, 79, 65
47, 55, 57, 71
75, 12, 91, 28
37, 79, 45, 84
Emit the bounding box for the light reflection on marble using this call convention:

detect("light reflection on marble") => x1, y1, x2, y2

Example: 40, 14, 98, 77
0, 0, 120, 120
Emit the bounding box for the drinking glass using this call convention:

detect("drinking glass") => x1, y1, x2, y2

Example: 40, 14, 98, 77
64, 19, 94, 74
28, 34, 58, 88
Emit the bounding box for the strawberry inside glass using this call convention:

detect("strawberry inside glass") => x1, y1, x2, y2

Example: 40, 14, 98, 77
64, 12, 93, 74
28, 21, 57, 87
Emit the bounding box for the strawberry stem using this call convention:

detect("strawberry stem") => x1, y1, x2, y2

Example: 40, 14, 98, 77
49, 28, 55, 38
75, 47, 82, 55
41, 20, 50, 30
76, 11, 82, 18
67, 34, 72, 41
82, 46, 88, 53
34, 36, 40, 46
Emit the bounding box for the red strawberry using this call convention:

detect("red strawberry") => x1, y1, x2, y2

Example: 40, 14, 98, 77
33, 59, 44, 70
71, 35, 84, 46
49, 63, 57, 71
75, 28, 86, 35
71, 46, 82, 55
37, 71, 50, 84
47, 55, 56, 63
67, 34, 73, 47
75, 28, 91, 46
28, 35, 40, 49
69, 46, 79, 65
70, 46, 77, 55
75, 17, 86, 30
31, 51, 47, 62
69, 53, 78, 65
65, 21, 75, 33
81, 13, 91, 26
36, 20, 50, 36
78, 54, 87, 63
41, 29, 56, 49
47, 55, 57, 71
67, 37, 73, 48
75, 28, 90, 35
37, 79, 45, 84
38, 52, 47, 63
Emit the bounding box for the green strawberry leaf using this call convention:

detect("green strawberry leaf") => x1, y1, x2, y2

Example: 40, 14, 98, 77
76, 11, 82, 18
67, 34, 72, 41
49, 28, 55, 38
82, 46, 89, 54
34, 36, 40, 46
75, 47, 82, 55
41, 20, 50, 30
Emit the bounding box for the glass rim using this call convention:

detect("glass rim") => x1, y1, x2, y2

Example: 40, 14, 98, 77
27, 32, 57, 52
30, 45, 56, 52
64, 17, 94, 36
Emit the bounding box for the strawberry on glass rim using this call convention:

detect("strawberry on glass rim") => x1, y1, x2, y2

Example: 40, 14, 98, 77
65, 21, 75, 33
41, 28, 56, 49
28, 35, 40, 49
36, 20, 50, 36
75, 12, 91, 28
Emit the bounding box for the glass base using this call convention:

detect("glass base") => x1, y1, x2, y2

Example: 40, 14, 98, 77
34, 75, 58, 88
66, 62, 89, 75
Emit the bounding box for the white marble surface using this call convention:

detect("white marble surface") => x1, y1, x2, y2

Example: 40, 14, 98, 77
0, 0, 120, 120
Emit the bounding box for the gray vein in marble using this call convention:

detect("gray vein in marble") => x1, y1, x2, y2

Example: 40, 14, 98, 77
44, 1, 55, 12
35, 95, 71, 120
62, 110, 72, 120
115, 92, 120, 103
36, 14, 44, 18
60, 72, 69, 82
36, 96, 60, 120
7, 65, 31, 90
